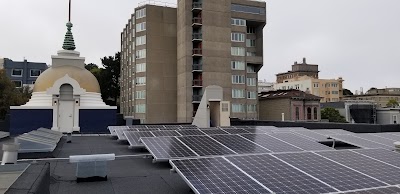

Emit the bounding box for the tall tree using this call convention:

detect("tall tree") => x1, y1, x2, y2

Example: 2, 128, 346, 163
386, 99, 399, 108
321, 107, 347, 123
85, 63, 99, 71
100, 52, 120, 106
343, 88, 353, 96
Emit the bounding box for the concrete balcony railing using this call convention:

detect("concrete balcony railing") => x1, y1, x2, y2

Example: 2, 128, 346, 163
192, 33, 203, 41
192, 63, 203, 71
192, 95, 203, 102
192, 17, 202, 25
192, 48, 202, 56
246, 56, 263, 64
192, 2, 202, 10
192, 79, 203, 87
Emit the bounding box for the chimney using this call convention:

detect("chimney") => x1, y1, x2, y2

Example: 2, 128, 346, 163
302, 58, 306, 64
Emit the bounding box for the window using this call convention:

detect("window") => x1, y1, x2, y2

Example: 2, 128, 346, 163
231, 18, 246, 26
314, 107, 318, 120
313, 83, 319, 88
136, 104, 146, 113
136, 77, 146, 85
231, 47, 245, 56
136, 8, 146, 19
231, 4, 266, 15
247, 65, 256, 73
231, 61, 245, 70
246, 52, 256, 56
247, 27, 256, 34
232, 75, 245, 84
247, 78, 256, 86
136, 35, 146, 46
307, 107, 312, 120
30, 69, 41, 77
12, 69, 23, 77
247, 104, 257, 112
136, 49, 146, 59
393, 115, 398, 124
136, 63, 146, 72
295, 107, 300, 120
331, 83, 338, 87
222, 103, 229, 112
12, 80, 22, 88
232, 104, 245, 113
232, 89, 245, 98
332, 91, 339, 95
247, 91, 257, 99
136, 90, 146, 99
231, 32, 245, 42
136, 22, 146, 32
246, 39, 256, 47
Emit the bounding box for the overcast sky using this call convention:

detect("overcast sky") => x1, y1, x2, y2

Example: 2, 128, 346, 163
0, 0, 399, 93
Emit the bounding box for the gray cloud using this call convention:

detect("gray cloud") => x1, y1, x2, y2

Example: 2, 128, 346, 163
0, 0, 399, 92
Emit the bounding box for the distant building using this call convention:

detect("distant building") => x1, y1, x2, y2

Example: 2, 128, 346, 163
258, 80, 274, 93
321, 100, 376, 124
258, 89, 321, 122
3, 58, 48, 89
0, 58, 4, 69
343, 93, 400, 108
376, 108, 400, 124
276, 58, 319, 83
366, 87, 400, 95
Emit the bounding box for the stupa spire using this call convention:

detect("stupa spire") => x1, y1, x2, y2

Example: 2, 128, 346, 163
62, 0, 76, 50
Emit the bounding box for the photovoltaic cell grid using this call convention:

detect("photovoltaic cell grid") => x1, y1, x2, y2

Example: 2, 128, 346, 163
354, 148, 400, 168
318, 150, 400, 185
274, 152, 386, 191
220, 128, 253, 134
178, 136, 235, 156
240, 133, 302, 153
115, 129, 138, 140
227, 154, 336, 194
269, 133, 333, 151
199, 129, 229, 135
124, 131, 154, 147
292, 130, 332, 142
330, 134, 393, 149
171, 157, 271, 194
313, 129, 354, 135
340, 186, 400, 194
371, 133, 400, 141
177, 130, 206, 136
353, 133, 397, 147
209, 135, 270, 154
151, 130, 182, 137
141, 137, 198, 161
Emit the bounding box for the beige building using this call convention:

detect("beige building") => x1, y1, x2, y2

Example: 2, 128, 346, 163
343, 94, 400, 108
177, 0, 266, 122
120, 4, 177, 123
276, 58, 319, 84
120, 1, 267, 123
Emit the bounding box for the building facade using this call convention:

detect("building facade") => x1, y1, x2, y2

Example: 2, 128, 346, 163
343, 94, 400, 108
120, 0, 267, 123
376, 108, 400, 124
321, 100, 377, 124
177, 0, 266, 122
276, 58, 319, 83
2, 58, 48, 89
120, 4, 178, 123
258, 90, 321, 122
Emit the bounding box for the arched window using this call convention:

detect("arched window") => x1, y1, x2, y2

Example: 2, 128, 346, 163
307, 107, 312, 120
295, 107, 300, 121
314, 107, 318, 120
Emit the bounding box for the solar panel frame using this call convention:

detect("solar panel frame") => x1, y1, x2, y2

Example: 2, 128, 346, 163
269, 133, 333, 151
170, 157, 272, 194
370, 133, 400, 141
177, 135, 236, 156
313, 129, 354, 135
124, 131, 155, 148
219, 128, 253, 134
353, 133, 397, 147
274, 152, 387, 191
151, 130, 182, 137
240, 133, 303, 153
115, 128, 137, 140
330, 134, 393, 149
353, 148, 400, 168
209, 134, 270, 154
338, 186, 400, 194
176, 130, 206, 136
199, 129, 229, 135
141, 137, 199, 162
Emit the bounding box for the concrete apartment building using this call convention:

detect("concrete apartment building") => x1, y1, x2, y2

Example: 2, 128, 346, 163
274, 58, 344, 103
121, 0, 266, 123
2, 58, 48, 89
120, 4, 177, 123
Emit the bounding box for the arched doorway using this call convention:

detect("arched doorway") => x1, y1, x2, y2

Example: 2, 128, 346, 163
58, 84, 74, 133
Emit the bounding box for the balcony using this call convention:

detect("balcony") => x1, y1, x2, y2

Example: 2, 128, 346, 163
192, 79, 203, 87
192, 17, 202, 27
192, 48, 202, 56
192, 2, 202, 11
192, 33, 203, 41
192, 63, 203, 72
192, 95, 203, 103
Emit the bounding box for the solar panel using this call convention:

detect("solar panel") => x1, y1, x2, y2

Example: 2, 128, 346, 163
237, 128, 268, 134
151, 130, 181, 137
141, 137, 198, 162
354, 149, 400, 168
313, 129, 354, 135
128, 125, 147, 129
354, 134, 397, 147
108, 126, 128, 136
176, 129, 205, 136
227, 154, 337, 194
170, 157, 271, 194
371, 133, 400, 141
209, 135, 270, 154
269, 133, 333, 151
292, 130, 332, 142
240, 133, 302, 153
137, 127, 161, 131
274, 152, 386, 191
330, 134, 392, 149
115, 129, 137, 140
318, 150, 400, 185
199, 129, 228, 135
340, 186, 400, 194
220, 128, 252, 134
178, 136, 236, 156
124, 131, 154, 148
